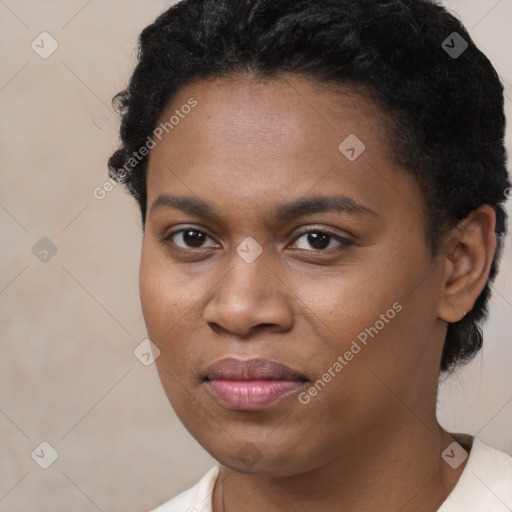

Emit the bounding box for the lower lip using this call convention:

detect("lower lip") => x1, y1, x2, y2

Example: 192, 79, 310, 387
205, 379, 306, 410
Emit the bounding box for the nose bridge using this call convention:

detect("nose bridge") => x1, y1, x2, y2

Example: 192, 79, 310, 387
224, 237, 272, 301
204, 239, 293, 334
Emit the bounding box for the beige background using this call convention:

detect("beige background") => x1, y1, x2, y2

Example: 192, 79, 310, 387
0, 1, 511, 510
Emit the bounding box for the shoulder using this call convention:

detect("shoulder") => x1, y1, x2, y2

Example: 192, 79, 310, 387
149, 466, 220, 512
439, 437, 512, 512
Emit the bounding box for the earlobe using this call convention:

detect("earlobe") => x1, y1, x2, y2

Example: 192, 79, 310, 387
437, 205, 496, 323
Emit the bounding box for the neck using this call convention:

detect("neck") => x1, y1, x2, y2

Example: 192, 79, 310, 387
212, 422, 468, 512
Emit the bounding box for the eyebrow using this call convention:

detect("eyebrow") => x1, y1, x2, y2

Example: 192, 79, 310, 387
150, 193, 377, 221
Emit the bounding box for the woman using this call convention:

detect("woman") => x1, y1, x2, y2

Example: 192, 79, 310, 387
108, 0, 512, 510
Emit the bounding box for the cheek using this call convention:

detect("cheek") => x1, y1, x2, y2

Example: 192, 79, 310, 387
287, 245, 432, 374
139, 242, 194, 337
138, 241, 210, 374
139, 247, 167, 338
139, 245, 200, 405
289, 259, 401, 333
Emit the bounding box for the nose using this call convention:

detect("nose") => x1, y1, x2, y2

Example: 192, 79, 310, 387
203, 248, 294, 338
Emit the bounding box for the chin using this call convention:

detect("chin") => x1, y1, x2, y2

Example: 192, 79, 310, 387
192, 427, 323, 477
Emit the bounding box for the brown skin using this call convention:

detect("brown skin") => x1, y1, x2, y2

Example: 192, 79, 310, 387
140, 74, 496, 512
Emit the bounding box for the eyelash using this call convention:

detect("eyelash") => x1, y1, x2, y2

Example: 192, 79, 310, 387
159, 226, 354, 253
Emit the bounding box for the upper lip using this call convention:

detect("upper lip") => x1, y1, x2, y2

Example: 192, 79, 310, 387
205, 358, 308, 381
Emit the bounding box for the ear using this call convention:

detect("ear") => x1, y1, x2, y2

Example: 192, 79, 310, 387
437, 205, 497, 323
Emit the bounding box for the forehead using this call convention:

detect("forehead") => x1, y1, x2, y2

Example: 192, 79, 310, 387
145, 74, 422, 227
154, 73, 392, 157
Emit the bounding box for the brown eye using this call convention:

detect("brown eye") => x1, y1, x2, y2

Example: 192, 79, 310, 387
291, 229, 353, 252
162, 228, 218, 249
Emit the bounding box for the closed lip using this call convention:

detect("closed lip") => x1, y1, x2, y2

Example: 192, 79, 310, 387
204, 357, 309, 382
203, 357, 309, 410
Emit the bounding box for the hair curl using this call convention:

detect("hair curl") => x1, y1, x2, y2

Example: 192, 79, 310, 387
108, 0, 510, 373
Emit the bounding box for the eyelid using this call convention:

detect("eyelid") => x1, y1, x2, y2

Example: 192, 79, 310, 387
290, 226, 354, 250
159, 226, 219, 245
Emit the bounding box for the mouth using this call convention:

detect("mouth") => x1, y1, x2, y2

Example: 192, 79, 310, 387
203, 357, 309, 411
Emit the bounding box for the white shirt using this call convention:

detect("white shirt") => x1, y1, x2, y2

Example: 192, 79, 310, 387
150, 438, 512, 512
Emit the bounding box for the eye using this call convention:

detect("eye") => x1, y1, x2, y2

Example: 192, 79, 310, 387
160, 226, 353, 253
161, 227, 219, 250
290, 228, 353, 252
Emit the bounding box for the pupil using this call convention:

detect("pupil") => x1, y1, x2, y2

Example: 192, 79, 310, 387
184, 230, 205, 248
308, 232, 330, 250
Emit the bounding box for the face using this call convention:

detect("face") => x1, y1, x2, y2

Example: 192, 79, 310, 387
140, 74, 448, 476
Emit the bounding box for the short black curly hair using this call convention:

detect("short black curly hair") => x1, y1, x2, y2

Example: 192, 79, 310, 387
108, 0, 510, 373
